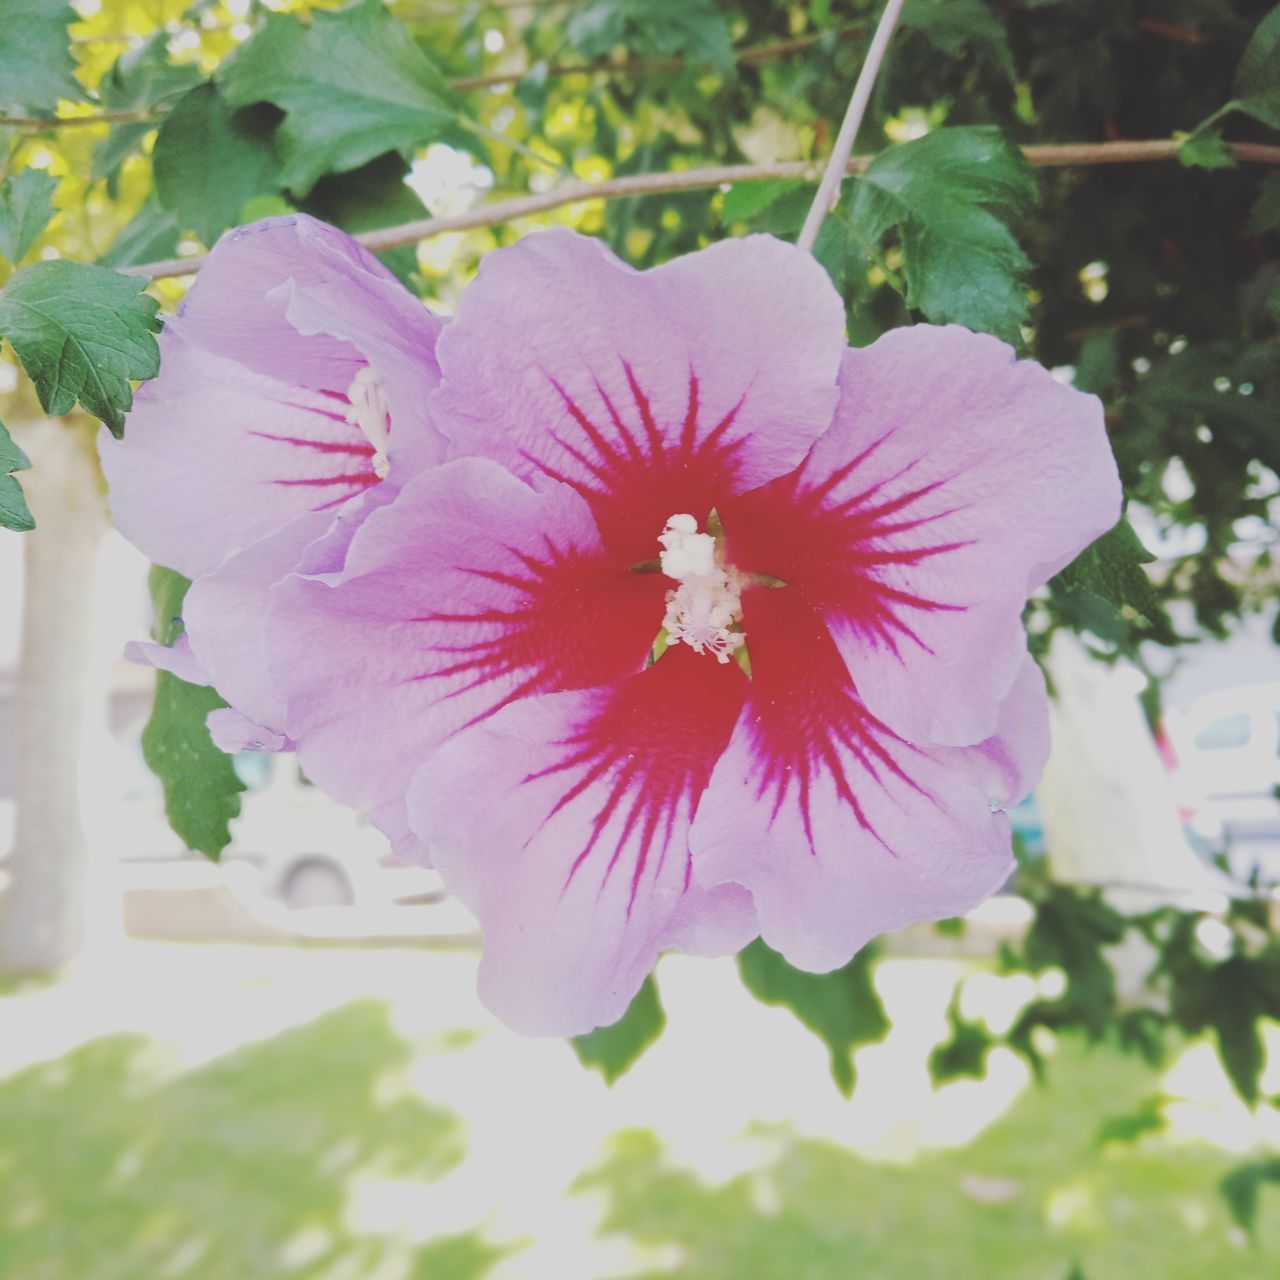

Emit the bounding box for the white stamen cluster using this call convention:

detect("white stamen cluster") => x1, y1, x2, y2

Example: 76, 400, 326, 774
347, 366, 392, 478
658, 513, 745, 664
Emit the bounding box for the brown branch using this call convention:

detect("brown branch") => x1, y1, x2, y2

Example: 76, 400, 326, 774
119, 139, 1280, 282
2, 28, 861, 130
453, 29, 860, 91
0, 106, 162, 130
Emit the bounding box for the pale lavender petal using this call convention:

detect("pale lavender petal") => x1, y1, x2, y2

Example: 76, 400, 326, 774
724, 327, 1120, 747
408, 646, 755, 1035
173, 214, 420, 392
125, 635, 208, 685
689, 591, 1034, 971
183, 510, 336, 733
431, 229, 845, 562
101, 342, 384, 578
207, 708, 291, 753
265, 457, 661, 861
102, 215, 447, 579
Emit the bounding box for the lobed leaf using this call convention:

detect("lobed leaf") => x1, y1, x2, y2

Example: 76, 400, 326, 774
0, 0, 84, 114
0, 169, 59, 265
140, 567, 244, 861
218, 0, 459, 196
738, 940, 889, 1096
571, 975, 666, 1083
152, 83, 282, 247
847, 125, 1038, 342
0, 260, 160, 437
0, 420, 34, 533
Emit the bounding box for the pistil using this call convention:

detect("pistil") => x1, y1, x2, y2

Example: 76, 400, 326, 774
657, 514, 746, 664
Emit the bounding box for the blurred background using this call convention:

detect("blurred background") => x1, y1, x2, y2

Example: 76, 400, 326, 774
2, 1, 1279, 1277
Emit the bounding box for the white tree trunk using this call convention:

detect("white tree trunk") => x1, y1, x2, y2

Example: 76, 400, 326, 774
0, 417, 107, 974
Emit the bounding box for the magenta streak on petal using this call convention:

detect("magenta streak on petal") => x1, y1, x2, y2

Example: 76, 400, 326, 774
527, 366, 748, 564
249, 431, 376, 457
738, 591, 934, 859
725, 432, 973, 667
404, 534, 663, 747
515, 648, 745, 914
274, 473, 380, 489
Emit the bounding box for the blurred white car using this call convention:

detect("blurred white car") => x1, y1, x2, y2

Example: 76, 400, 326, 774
1162, 682, 1280, 880
0, 686, 440, 913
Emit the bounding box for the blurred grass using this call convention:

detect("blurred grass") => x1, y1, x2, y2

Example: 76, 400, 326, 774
579, 1038, 1280, 1280
0, 993, 1275, 1279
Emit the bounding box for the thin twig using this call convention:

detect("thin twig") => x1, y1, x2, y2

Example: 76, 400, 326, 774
452, 29, 861, 91
797, 0, 906, 254
118, 139, 1280, 281
0, 107, 161, 130
1, 29, 861, 131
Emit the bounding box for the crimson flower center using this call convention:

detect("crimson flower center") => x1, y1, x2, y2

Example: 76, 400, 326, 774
656, 513, 746, 665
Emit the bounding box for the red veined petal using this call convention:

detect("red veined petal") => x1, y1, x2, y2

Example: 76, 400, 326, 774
721, 329, 1119, 747
690, 588, 1033, 971
265, 458, 666, 857
409, 643, 754, 1035
431, 229, 845, 564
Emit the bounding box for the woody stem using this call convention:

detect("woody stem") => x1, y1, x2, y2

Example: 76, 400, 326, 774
796, 0, 908, 255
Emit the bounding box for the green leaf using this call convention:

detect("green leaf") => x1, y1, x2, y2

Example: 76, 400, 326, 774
571, 976, 665, 1083
901, 0, 1016, 80
1220, 1157, 1280, 1234
0, 260, 161, 437
1248, 172, 1280, 235
0, 419, 34, 533
1055, 517, 1157, 611
1095, 1094, 1166, 1147
97, 200, 181, 270
0, 169, 58, 265
219, 0, 459, 196
848, 126, 1037, 342
1234, 5, 1280, 129
738, 940, 889, 1096
141, 567, 244, 860
92, 34, 204, 193
1052, 517, 1162, 644
152, 82, 282, 246
0, 0, 84, 114
929, 998, 993, 1084
1179, 130, 1236, 171
567, 0, 734, 72
1003, 885, 1128, 1064
301, 151, 428, 286
720, 178, 805, 226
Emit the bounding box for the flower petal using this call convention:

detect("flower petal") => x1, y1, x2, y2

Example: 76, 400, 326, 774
124, 635, 208, 685
207, 708, 291, 753
722, 326, 1120, 746
265, 457, 664, 859
690, 590, 1033, 971
408, 645, 753, 1035
102, 215, 446, 579
183, 510, 336, 734
431, 229, 845, 561
173, 214, 432, 397
101, 342, 385, 578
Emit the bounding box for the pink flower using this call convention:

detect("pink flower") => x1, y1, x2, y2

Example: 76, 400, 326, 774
264, 230, 1121, 1034
101, 215, 448, 848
